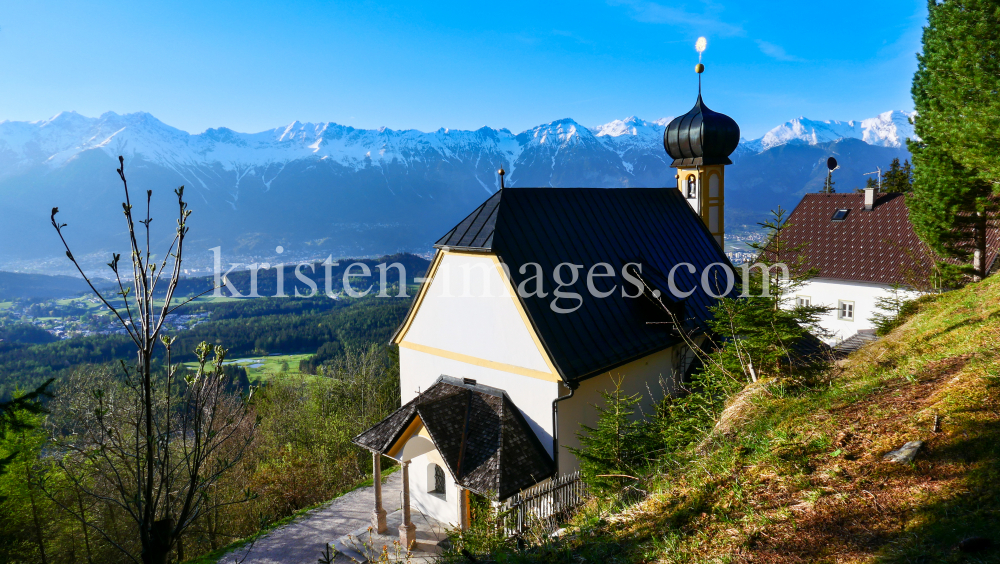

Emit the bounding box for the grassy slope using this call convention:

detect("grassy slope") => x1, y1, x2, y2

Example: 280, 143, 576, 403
571, 275, 1000, 563
181, 353, 315, 382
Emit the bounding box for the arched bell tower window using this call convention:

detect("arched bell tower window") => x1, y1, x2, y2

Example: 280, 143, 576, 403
427, 463, 446, 497
686, 175, 697, 198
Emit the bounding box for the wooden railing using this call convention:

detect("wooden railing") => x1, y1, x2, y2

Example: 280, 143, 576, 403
500, 471, 588, 537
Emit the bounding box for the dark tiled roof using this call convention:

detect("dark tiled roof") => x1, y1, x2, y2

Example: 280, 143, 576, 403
353, 376, 555, 500
431, 187, 733, 383
834, 329, 879, 357
769, 193, 1000, 286
435, 190, 501, 250
349, 383, 455, 454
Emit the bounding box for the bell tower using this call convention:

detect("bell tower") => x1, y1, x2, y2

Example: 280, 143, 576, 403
663, 62, 740, 248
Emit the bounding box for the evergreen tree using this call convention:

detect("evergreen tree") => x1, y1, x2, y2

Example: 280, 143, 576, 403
0, 380, 51, 477
721, 208, 832, 378
869, 283, 917, 335
883, 158, 914, 193
908, 0, 1000, 280
931, 1, 1000, 187
822, 171, 836, 194
570, 377, 652, 495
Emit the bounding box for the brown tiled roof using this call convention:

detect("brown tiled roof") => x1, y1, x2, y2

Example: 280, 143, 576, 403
769, 192, 1000, 286
353, 376, 555, 500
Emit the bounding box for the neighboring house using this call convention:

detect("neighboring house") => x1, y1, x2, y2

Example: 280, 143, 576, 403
774, 189, 999, 343
353, 69, 741, 547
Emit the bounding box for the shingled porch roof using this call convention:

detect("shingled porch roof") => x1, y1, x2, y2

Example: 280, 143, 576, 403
353, 376, 555, 501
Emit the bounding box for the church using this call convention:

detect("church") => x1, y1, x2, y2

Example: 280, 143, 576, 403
352, 64, 740, 548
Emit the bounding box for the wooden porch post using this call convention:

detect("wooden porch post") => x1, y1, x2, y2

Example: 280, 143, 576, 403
372, 451, 387, 533
456, 484, 470, 531
399, 461, 416, 549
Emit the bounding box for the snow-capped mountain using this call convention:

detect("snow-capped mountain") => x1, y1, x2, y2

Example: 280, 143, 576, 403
0, 110, 915, 193
0, 110, 915, 270
743, 110, 916, 153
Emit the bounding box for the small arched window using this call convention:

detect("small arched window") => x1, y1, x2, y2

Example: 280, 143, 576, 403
686, 175, 697, 198
428, 463, 446, 497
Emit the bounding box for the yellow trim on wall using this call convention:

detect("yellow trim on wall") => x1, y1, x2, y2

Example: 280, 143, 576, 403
392, 249, 563, 381
489, 256, 562, 377
676, 164, 726, 247
398, 341, 561, 383
440, 249, 495, 257
393, 250, 445, 345
386, 414, 425, 459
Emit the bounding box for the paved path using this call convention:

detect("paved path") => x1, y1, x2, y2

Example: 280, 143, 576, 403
224, 472, 403, 564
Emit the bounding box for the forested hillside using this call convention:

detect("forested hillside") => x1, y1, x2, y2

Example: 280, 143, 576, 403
0, 295, 412, 400
0, 271, 91, 300
0, 252, 428, 399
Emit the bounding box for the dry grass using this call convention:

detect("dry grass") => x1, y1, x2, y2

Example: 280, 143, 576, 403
567, 276, 1000, 563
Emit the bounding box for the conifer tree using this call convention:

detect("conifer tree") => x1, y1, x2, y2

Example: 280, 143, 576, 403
822, 171, 836, 194
869, 283, 917, 335
883, 158, 914, 193
932, 1, 1000, 187
570, 377, 651, 495
908, 0, 1000, 280
0, 380, 51, 477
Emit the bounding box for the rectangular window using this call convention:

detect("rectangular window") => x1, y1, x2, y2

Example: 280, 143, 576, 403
796, 296, 811, 307
838, 300, 855, 320
832, 209, 850, 221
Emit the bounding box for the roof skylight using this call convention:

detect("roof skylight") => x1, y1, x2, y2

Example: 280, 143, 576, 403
832, 209, 850, 221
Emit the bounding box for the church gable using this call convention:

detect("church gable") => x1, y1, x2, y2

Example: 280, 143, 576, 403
396, 252, 555, 378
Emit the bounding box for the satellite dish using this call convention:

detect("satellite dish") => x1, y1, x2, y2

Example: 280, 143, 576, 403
827, 157, 838, 171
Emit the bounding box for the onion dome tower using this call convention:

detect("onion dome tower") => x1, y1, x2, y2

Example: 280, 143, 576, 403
664, 62, 740, 248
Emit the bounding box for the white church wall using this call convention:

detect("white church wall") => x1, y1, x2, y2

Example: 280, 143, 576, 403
556, 345, 680, 473
792, 278, 921, 343
408, 449, 460, 526
402, 253, 551, 374
398, 346, 560, 456
397, 250, 694, 476
397, 251, 562, 455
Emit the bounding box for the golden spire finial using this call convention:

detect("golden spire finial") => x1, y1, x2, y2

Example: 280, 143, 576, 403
695, 37, 708, 93
498, 166, 506, 189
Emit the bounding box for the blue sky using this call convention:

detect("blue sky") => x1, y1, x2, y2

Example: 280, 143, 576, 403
0, 0, 926, 138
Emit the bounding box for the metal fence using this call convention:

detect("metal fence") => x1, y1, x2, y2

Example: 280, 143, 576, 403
500, 471, 588, 537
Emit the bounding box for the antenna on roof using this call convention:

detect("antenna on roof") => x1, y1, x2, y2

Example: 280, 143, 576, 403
823, 156, 839, 194
863, 166, 882, 192
498, 166, 505, 190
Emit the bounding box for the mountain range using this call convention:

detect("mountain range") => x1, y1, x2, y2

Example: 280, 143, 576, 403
0, 109, 915, 273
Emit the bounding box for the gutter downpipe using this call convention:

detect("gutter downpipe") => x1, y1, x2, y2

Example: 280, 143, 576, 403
551, 383, 577, 477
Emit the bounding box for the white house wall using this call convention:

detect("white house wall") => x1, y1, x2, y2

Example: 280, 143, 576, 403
397, 251, 561, 456
792, 278, 921, 343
